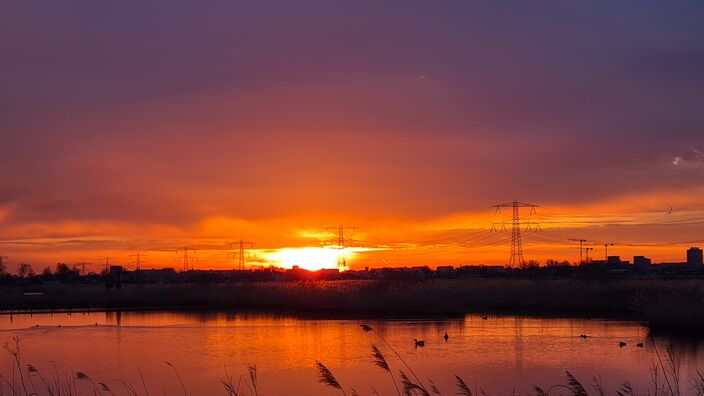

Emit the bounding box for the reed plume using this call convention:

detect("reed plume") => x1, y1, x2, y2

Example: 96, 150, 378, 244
371, 345, 390, 372
4, 337, 29, 396
371, 345, 401, 396
399, 370, 429, 396
26, 363, 55, 396
247, 364, 258, 396
76, 371, 104, 395
164, 361, 188, 396
564, 371, 587, 396
618, 382, 635, 396
455, 374, 472, 396
533, 385, 548, 396
360, 324, 428, 393
428, 379, 441, 395
316, 361, 346, 396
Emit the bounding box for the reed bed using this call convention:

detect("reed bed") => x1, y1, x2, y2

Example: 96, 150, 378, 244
2, 279, 704, 332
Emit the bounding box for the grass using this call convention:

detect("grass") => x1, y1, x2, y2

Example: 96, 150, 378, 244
3, 330, 704, 396
2, 278, 704, 332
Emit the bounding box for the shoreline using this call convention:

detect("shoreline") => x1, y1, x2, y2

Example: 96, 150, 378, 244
0, 278, 701, 333
0, 305, 640, 323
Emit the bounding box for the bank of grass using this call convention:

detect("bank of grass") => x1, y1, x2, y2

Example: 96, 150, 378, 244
1, 278, 704, 332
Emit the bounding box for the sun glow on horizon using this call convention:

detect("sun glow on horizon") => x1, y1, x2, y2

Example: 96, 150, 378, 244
264, 247, 352, 271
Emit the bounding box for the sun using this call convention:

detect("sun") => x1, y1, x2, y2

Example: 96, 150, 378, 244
265, 247, 351, 271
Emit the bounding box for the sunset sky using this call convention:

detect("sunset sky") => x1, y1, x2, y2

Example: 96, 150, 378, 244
1, 1, 704, 271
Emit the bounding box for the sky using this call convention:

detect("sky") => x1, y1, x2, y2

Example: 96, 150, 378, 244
1, 1, 704, 271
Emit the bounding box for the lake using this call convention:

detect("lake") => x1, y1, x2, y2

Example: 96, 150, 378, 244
0, 311, 702, 395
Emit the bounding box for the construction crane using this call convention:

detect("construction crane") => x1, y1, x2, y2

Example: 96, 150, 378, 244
604, 243, 614, 261
584, 247, 594, 262
569, 239, 587, 262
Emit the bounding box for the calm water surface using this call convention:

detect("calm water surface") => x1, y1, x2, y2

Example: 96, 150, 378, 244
0, 311, 702, 395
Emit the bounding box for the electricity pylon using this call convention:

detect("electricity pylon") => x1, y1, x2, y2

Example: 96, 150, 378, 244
325, 225, 357, 270
129, 254, 147, 270
96, 257, 116, 274
174, 248, 197, 272
73, 261, 90, 276
228, 240, 254, 270
0, 255, 8, 276
492, 200, 539, 267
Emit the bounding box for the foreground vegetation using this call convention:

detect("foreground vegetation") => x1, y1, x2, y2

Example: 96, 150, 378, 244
2, 324, 704, 396
1, 278, 704, 332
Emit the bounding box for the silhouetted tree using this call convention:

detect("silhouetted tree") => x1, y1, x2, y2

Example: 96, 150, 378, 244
523, 260, 540, 269
17, 263, 34, 279
55, 262, 76, 281
546, 259, 571, 267
42, 266, 52, 276
56, 262, 69, 275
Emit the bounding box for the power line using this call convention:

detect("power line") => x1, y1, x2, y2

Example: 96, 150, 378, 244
409, 228, 491, 245
522, 233, 575, 246
460, 231, 509, 247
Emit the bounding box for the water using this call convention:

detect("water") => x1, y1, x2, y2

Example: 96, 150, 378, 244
0, 311, 702, 395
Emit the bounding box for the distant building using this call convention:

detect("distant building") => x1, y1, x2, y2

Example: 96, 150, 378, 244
687, 247, 703, 265
109, 265, 123, 275
436, 265, 454, 273
318, 269, 341, 280
633, 256, 651, 267
607, 256, 621, 265
109, 265, 129, 282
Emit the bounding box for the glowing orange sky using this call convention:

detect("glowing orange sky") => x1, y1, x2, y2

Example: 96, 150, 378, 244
1, 189, 703, 272
1, 2, 703, 272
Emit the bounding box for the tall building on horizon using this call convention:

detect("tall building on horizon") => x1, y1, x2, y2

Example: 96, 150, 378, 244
687, 247, 703, 265
633, 256, 651, 267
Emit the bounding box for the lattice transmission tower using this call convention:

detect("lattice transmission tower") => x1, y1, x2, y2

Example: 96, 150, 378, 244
325, 225, 357, 270
492, 200, 539, 267
174, 248, 197, 272
0, 255, 7, 276
228, 240, 254, 270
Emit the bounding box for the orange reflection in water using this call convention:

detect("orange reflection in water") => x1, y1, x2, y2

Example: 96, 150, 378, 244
0, 312, 702, 395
